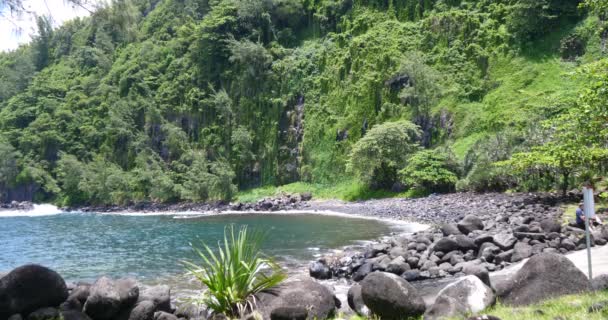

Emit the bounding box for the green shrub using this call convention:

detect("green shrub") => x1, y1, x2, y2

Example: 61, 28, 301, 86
184, 225, 286, 318
399, 150, 459, 193
348, 120, 421, 189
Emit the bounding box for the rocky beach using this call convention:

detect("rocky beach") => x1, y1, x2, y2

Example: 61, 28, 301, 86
4, 191, 608, 320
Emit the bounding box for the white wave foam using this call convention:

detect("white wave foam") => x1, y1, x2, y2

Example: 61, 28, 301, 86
0, 204, 63, 217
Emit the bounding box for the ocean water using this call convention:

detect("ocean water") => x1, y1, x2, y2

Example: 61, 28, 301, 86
0, 207, 424, 285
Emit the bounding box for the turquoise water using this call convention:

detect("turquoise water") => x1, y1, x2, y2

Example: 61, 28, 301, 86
0, 210, 416, 283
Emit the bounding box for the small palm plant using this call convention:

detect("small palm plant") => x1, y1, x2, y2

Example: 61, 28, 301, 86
184, 225, 286, 318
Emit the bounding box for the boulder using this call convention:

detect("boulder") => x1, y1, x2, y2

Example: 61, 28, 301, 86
591, 274, 608, 291
560, 238, 576, 251
347, 283, 369, 317
256, 278, 337, 320
116, 278, 139, 307
360, 272, 426, 319
153, 311, 178, 320
352, 263, 373, 282
424, 276, 495, 320
60, 297, 83, 312
441, 224, 461, 236
463, 265, 491, 288
26, 307, 59, 320
458, 215, 484, 235
386, 256, 410, 275
540, 219, 562, 233
119, 300, 156, 320
8, 315, 23, 320
83, 277, 123, 320
492, 233, 517, 251
0, 264, 69, 319
510, 242, 532, 263
432, 238, 460, 253
454, 235, 478, 252
309, 260, 332, 280
496, 253, 590, 306
138, 285, 171, 313
69, 283, 91, 304
270, 307, 308, 320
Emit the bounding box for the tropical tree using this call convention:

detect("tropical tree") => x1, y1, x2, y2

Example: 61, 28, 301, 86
348, 120, 421, 189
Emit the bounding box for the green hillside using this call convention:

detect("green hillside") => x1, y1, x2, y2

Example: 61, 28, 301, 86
0, 0, 606, 205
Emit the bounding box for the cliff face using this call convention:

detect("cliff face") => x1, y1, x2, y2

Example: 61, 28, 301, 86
0, 0, 598, 204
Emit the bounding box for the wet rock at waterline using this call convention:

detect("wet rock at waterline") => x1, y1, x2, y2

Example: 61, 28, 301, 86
496, 253, 590, 306
0, 264, 69, 319
360, 272, 426, 319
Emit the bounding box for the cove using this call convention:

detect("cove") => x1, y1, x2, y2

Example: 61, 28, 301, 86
0, 209, 422, 284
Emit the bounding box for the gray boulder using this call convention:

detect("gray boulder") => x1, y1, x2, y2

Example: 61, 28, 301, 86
432, 238, 460, 253
591, 274, 608, 291
256, 278, 337, 320
458, 215, 484, 235
309, 260, 332, 280
119, 300, 156, 320
510, 242, 532, 263
424, 275, 495, 320
540, 219, 562, 233
492, 233, 517, 251
352, 262, 373, 282
360, 272, 426, 319
441, 224, 461, 236
83, 277, 124, 320
463, 265, 491, 288
138, 285, 171, 313
386, 256, 410, 275
69, 283, 91, 304
496, 253, 590, 306
0, 264, 69, 319
347, 283, 369, 317
270, 307, 308, 320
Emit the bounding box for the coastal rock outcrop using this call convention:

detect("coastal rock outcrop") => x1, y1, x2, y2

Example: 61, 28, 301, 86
496, 253, 590, 306
360, 272, 426, 319
0, 264, 69, 319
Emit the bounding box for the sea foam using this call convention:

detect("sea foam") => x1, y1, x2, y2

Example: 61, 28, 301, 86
0, 204, 63, 217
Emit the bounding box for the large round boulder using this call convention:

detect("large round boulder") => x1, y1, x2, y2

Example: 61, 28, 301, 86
0, 264, 68, 319
457, 215, 484, 235
360, 272, 426, 319
424, 275, 495, 320
256, 278, 338, 320
591, 274, 608, 291
496, 253, 590, 306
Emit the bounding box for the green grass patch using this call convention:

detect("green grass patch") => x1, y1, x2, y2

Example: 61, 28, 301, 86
235, 180, 420, 203
480, 291, 608, 320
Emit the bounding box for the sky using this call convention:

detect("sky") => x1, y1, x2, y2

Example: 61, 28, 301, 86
0, 0, 96, 51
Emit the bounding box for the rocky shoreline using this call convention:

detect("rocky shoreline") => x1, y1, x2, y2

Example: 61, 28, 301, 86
4, 191, 608, 320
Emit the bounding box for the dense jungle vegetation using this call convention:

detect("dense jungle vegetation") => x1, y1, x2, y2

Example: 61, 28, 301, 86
1, 0, 608, 206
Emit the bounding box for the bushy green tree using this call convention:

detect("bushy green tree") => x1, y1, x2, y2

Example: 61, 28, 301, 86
348, 120, 421, 189
399, 150, 459, 193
